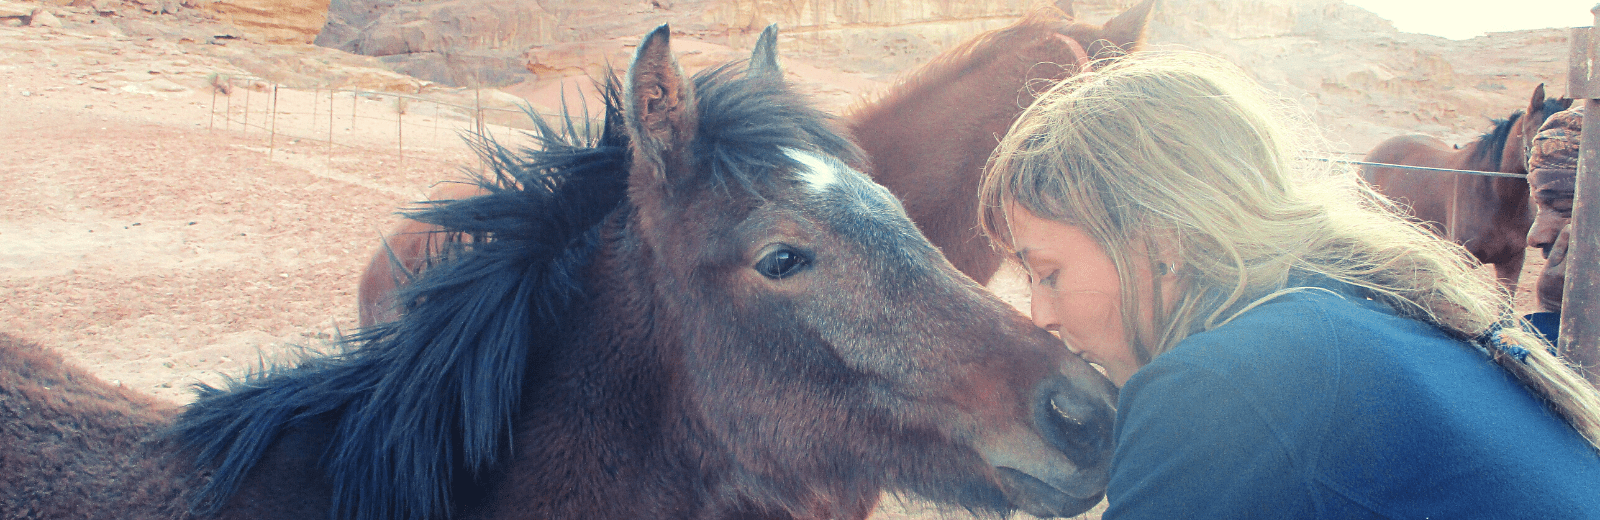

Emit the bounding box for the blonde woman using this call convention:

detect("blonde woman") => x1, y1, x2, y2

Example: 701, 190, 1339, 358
979, 51, 1600, 518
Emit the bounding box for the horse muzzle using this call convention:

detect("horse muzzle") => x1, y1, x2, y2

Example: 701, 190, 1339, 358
980, 373, 1116, 518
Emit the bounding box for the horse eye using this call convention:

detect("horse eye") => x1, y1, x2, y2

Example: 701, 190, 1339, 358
755, 248, 810, 279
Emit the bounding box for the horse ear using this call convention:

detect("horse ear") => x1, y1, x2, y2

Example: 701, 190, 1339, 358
1529, 83, 1547, 113
1093, 0, 1155, 56
750, 24, 782, 80
625, 24, 698, 187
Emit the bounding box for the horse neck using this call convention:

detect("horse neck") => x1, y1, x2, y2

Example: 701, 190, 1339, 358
0, 338, 198, 519
467, 217, 729, 519
1445, 137, 1532, 241
848, 30, 1078, 186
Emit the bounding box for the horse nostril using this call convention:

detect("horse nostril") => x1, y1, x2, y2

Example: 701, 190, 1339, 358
1035, 377, 1114, 468
1050, 398, 1085, 428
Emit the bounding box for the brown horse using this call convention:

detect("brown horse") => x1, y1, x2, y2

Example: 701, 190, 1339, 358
356, 2, 1156, 327
1, 26, 1118, 520
847, 0, 1154, 286
1362, 85, 1571, 293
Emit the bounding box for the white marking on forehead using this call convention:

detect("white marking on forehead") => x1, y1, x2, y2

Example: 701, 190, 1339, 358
785, 148, 839, 193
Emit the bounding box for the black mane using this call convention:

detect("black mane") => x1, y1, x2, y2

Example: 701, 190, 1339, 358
1470, 97, 1566, 169
1471, 111, 1520, 169
171, 58, 861, 520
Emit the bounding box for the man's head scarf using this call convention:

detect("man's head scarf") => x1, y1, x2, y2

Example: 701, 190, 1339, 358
1529, 105, 1582, 198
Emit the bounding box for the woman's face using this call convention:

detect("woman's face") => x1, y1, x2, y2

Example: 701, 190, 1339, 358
1006, 207, 1160, 387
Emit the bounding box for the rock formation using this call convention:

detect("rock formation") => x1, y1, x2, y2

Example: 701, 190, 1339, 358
206, 0, 330, 43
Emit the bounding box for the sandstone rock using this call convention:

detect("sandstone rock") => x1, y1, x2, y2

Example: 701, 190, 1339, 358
315, 0, 1106, 86
207, 0, 330, 43
67, 0, 118, 14
28, 7, 60, 26
0, 1, 29, 18
119, 77, 191, 95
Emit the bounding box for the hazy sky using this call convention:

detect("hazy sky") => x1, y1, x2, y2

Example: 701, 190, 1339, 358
1343, 0, 1595, 40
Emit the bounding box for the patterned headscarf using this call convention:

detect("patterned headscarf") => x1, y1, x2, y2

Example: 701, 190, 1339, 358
1528, 105, 1582, 197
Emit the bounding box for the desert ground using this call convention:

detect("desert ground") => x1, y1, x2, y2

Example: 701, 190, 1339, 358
0, 5, 1552, 519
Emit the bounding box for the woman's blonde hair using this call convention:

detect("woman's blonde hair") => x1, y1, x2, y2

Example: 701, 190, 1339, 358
979, 50, 1600, 450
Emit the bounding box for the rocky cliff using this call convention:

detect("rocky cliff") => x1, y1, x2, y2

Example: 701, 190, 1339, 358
314, 0, 1106, 87
32, 0, 1581, 155
304, 0, 1581, 154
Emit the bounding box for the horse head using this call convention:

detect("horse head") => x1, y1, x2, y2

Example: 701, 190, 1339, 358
1505, 83, 1575, 175
615, 25, 1117, 518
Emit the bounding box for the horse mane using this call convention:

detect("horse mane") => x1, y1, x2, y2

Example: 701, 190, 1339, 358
171, 73, 630, 520
846, 7, 1080, 119
1470, 110, 1521, 169
1469, 97, 1568, 170
169, 57, 860, 520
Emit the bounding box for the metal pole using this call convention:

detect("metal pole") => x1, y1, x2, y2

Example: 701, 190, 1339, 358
269, 84, 278, 159
311, 87, 319, 136
243, 83, 251, 134
1558, 4, 1600, 386
328, 89, 335, 157
209, 81, 217, 131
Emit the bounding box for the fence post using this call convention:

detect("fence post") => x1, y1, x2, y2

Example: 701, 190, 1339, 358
243, 82, 251, 134
1559, 4, 1600, 386
328, 89, 335, 159
311, 87, 319, 137
269, 84, 278, 159
396, 96, 404, 162
209, 80, 217, 131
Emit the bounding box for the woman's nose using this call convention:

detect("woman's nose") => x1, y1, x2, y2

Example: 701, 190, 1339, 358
1030, 293, 1058, 332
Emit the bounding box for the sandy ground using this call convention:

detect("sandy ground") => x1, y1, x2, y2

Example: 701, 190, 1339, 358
0, 12, 1545, 520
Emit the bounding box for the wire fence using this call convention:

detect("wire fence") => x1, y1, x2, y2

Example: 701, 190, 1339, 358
202, 75, 573, 167
205, 75, 1531, 181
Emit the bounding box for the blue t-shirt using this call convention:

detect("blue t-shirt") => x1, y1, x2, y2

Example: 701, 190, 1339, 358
1104, 288, 1600, 519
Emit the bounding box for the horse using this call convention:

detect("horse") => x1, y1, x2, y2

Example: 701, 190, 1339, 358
1361, 84, 1572, 293
846, 0, 1154, 286
1, 26, 1119, 520
355, 1, 1156, 326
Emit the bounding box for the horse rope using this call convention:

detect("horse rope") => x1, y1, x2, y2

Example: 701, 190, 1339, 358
1308, 157, 1530, 179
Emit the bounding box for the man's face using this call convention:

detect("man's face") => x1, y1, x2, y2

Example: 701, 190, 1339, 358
1528, 190, 1573, 257
1536, 225, 1570, 313
1528, 189, 1573, 312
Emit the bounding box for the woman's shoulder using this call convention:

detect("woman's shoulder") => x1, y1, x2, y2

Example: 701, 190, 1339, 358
1121, 287, 1600, 518
1150, 288, 1442, 381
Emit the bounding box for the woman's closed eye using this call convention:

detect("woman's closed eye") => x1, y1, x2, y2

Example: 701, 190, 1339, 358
1034, 269, 1060, 289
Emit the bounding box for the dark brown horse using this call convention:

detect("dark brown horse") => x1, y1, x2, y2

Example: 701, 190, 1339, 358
356, 2, 1155, 327
1, 26, 1118, 520
1362, 85, 1571, 293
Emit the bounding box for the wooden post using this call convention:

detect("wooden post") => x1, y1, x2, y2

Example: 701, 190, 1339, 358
1559, 4, 1600, 386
